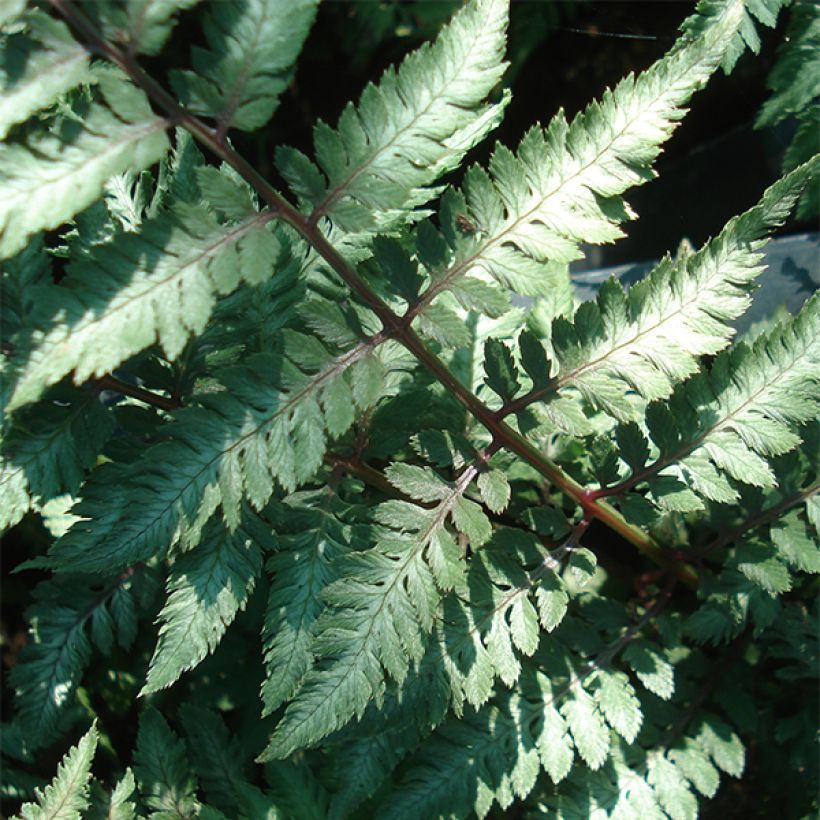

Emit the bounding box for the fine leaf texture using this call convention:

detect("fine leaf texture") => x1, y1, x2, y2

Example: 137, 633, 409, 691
0, 389, 114, 530
171, 0, 319, 132
261, 462, 486, 759
133, 708, 200, 819
418, 0, 745, 300
3, 177, 288, 413
261, 490, 356, 715
637, 291, 820, 508
43, 337, 400, 574
276, 0, 510, 236
0, 71, 169, 259
545, 158, 817, 422
0, 11, 92, 140
9, 574, 139, 747
142, 514, 268, 693
16, 724, 98, 820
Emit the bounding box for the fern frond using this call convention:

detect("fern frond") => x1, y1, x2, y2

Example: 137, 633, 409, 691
45, 336, 405, 573
4, 177, 288, 413
545, 159, 816, 421
436, 527, 575, 711
171, 0, 318, 133
261, 489, 357, 715
0, 11, 91, 140
621, 291, 819, 512
133, 708, 200, 820
87, 769, 137, 820
142, 513, 269, 693
415, 0, 744, 300
9, 572, 141, 747
683, 0, 790, 73
15, 724, 98, 820
0, 389, 114, 530
181, 707, 279, 819
93, 0, 201, 57
0, 69, 169, 259
756, 1, 819, 127
276, 0, 509, 236
261, 458, 494, 759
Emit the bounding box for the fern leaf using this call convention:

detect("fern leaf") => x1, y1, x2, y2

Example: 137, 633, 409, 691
0, 70, 169, 259
637, 291, 820, 508
756, 1, 819, 127
44, 335, 400, 573
421, 0, 744, 299
181, 707, 280, 819
10, 574, 139, 747
4, 194, 287, 413
171, 0, 318, 132
95, 0, 201, 56
0, 11, 92, 140
87, 769, 137, 820
133, 708, 200, 820
261, 489, 356, 714
683, 0, 790, 73
547, 159, 816, 421
0, 389, 114, 530
142, 514, 268, 693
260, 461, 490, 759
276, 0, 509, 235
15, 724, 98, 820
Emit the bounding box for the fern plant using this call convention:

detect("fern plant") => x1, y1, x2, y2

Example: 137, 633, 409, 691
1, 0, 817, 817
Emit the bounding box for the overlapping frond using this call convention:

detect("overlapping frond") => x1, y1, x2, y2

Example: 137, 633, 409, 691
93, 0, 202, 56
261, 460, 494, 759
0, 69, 169, 259
0, 11, 92, 139
276, 0, 510, 236
143, 512, 270, 693
45, 336, 406, 573
0, 388, 114, 530
9, 572, 143, 747
682, 0, 789, 72
171, 0, 318, 132
3, 170, 289, 413
545, 159, 817, 420
612, 292, 819, 515
261, 489, 359, 715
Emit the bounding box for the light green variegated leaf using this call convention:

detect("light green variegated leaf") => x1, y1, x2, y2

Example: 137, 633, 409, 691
142, 514, 268, 693
16, 724, 98, 820
0, 11, 92, 139
260, 460, 485, 760
683, 0, 789, 73
171, 0, 318, 132
641, 291, 820, 505
0, 74, 169, 259
418, 0, 744, 302
276, 0, 510, 236
561, 688, 609, 770
548, 160, 817, 421
593, 668, 643, 743
261, 490, 356, 715
4, 204, 287, 413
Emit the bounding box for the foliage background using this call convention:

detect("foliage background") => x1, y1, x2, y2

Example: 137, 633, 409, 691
1, 1, 815, 818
